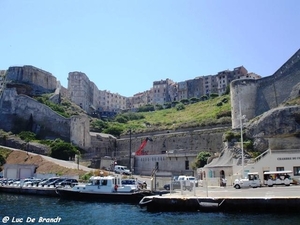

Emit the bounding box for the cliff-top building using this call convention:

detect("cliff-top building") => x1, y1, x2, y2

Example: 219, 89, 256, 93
68, 71, 127, 115
2, 64, 260, 116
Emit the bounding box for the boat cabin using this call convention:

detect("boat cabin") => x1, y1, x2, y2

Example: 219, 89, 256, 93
72, 176, 138, 193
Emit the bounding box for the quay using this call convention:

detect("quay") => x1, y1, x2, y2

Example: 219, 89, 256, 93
139, 185, 300, 212
0, 185, 58, 197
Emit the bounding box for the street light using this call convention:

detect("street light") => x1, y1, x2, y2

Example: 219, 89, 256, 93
239, 100, 244, 178
129, 129, 132, 172
238, 81, 247, 179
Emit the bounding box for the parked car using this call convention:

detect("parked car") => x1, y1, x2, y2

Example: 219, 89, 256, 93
185, 176, 198, 187
56, 178, 78, 187
47, 178, 67, 186
39, 177, 61, 186
164, 176, 198, 191
163, 181, 181, 190
114, 165, 131, 175
23, 178, 42, 186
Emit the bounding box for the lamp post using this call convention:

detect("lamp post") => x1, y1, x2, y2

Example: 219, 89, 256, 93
238, 81, 247, 179
129, 129, 132, 172
239, 100, 244, 178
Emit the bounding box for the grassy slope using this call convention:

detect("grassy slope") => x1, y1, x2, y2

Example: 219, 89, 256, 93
123, 96, 231, 133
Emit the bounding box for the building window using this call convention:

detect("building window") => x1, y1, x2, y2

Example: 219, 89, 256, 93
276, 167, 284, 171
293, 166, 300, 176
185, 160, 189, 170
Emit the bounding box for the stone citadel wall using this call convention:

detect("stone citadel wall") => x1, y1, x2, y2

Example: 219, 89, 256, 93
115, 127, 227, 164
231, 49, 300, 129
1, 49, 300, 163
0, 88, 70, 141
6, 66, 57, 95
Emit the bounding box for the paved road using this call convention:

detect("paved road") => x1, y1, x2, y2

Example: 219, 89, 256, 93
0, 145, 94, 172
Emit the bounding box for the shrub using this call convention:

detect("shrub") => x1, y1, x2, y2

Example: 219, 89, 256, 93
200, 95, 208, 101
180, 99, 189, 105
216, 110, 231, 119
164, 102, 172, 109
0, 154, 5, 166
18, 131, 36, 142
103, 125, 124, 137
138, 104, 155, 112
189, 97, 200, 104
50, 139, 80, 160
90, 119, 109, 132
171, 101, 179, 107
155, 104, 163, 110
115, 115, 128, 123
223, 131, 240, 142
176, 103, 185, 111
210, 93, 219, 99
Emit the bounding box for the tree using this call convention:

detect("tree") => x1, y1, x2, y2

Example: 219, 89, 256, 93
193, 151, 211, 168
50, 139, 80, 160
0, 155, 5, 166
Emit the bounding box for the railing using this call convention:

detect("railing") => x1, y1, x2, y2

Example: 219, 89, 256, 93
247, 149, 270, 164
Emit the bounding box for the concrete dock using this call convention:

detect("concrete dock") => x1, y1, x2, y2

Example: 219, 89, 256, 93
0, 184, 59, 197
139, 185, 300, 212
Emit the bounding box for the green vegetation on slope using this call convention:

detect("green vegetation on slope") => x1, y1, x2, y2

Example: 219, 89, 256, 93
91, 95, 231, 136
35, 94, 86, 118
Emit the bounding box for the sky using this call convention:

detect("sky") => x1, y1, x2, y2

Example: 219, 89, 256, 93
1, 1, 299, 97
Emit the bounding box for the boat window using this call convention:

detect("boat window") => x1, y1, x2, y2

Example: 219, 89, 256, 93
101, 179, 107, 186
95, 180, 100, 185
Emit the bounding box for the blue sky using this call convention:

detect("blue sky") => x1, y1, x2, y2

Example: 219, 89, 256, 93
1, 1, 299, 97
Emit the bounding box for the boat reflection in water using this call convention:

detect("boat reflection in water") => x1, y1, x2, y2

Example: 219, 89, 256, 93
56, 175, 152, 203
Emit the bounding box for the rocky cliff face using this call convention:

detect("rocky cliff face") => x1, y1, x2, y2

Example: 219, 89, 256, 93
246, 105, 300, 151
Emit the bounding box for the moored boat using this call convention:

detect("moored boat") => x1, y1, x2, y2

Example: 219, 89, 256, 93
56, 175, 153, 203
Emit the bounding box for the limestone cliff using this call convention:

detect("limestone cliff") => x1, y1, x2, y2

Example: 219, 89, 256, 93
245, 105, 300, 151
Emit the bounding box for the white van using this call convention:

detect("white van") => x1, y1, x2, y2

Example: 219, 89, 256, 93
178, 175, 198, 187
114, 165, 131, 175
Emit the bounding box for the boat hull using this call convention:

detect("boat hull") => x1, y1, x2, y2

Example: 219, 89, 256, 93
0, 185, 58, 197
57, 188, 152, 203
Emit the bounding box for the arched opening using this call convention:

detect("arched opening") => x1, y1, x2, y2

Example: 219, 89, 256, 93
220, 170, 226, 187
220, 170, 225, 179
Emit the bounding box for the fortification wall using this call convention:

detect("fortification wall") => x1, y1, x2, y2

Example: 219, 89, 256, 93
231, 79, 258, 128
0, 88, 70, 141
116, 127, 227, 160
6, 66, 57, 95
70, 115, 91, 149
231, 49, 300, 129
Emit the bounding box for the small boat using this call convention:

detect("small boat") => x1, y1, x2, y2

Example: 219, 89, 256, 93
56, 175, 152, 203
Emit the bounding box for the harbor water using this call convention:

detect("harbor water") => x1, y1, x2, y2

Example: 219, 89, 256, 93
0, 193, 300, 225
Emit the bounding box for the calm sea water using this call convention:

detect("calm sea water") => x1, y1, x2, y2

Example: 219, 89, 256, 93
0, 193, 300, 225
